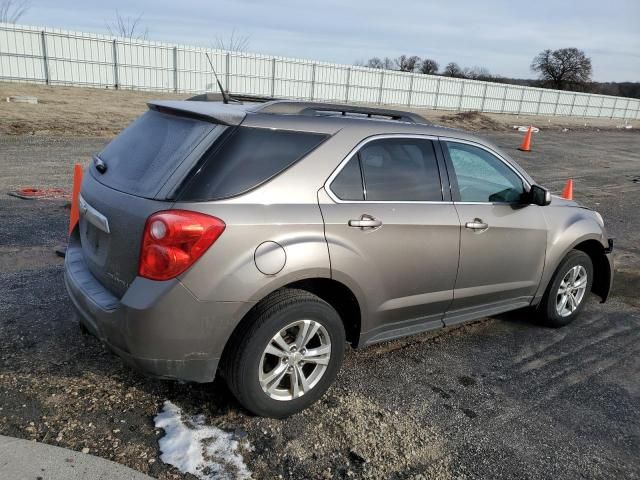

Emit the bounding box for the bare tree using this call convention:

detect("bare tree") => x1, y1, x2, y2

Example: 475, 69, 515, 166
395, 55, 421, 72
363, 57, 394, 70
464, 66, 492, 80
0, 0, 29, 23
106, 10, 149, 40
531, 48, 592, 90
443, 62, 464, 78
419, 59, 439, 75
214, 28, 250, 52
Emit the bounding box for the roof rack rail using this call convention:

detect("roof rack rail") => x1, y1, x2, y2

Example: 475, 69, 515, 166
256, 101, 429, 124
187, 92, 276, 103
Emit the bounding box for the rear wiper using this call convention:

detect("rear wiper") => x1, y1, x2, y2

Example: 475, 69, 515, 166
93, 155, 107, 174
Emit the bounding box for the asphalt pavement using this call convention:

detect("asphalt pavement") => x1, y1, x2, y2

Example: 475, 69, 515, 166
0, 130, 638, 479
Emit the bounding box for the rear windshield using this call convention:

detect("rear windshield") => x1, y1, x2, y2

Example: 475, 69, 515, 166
94, 109, 215, 198
179, 127, 328, 201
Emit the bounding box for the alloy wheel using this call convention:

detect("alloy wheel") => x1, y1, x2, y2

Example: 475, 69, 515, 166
556, 265, 588, 317
258, 320, 331, 401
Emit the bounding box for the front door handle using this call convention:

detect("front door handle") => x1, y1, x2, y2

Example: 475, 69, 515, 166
348, 215, 382, 229
465, 218, 489, 231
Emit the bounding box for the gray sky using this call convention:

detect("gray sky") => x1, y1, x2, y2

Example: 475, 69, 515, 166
22, 0, 640, 82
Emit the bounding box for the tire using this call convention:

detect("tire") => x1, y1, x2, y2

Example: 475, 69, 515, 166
537, 250, 593, 327
222, 288, 346, 418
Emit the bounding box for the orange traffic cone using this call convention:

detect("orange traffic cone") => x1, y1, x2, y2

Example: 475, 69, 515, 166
68, 164, 84, 234
561, 179, 573, 200
518, 126, 533, 152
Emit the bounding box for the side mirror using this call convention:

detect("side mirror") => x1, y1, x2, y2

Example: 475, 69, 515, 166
528, 184, 551, 206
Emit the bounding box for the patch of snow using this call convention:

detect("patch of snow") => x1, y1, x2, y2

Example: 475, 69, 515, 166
154, 401, 251, 480
513, 125, 540, 133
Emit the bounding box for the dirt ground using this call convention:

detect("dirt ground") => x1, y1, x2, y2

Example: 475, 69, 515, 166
0, 84, 639, 479
1, 81, 635, 137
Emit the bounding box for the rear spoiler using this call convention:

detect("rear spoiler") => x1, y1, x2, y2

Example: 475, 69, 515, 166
147, 100, 247, 126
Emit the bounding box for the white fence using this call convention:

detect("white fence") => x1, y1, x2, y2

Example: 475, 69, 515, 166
1, 22, 639, 120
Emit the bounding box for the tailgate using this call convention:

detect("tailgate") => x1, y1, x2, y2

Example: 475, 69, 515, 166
78, 173, 171, 298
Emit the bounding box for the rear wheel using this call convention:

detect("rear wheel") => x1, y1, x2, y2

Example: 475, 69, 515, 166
538, 250, 593, 327
223, 289, 345, 418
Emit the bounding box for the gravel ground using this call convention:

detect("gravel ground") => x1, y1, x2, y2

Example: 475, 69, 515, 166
0, 130, 639, 479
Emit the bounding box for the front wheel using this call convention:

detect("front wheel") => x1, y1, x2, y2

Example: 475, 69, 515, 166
222, 289, 345, 418
537, 250, 593, 327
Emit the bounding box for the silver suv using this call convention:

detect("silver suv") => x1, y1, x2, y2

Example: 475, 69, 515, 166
65, 98, 613, 417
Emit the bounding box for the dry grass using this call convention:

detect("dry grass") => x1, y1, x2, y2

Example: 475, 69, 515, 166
0, 81, 633, 137
0, 82, 185, 136
436, 110, 503, 130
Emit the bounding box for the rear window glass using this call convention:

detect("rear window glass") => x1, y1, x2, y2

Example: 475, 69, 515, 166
95, 109, 215, 198
179, 127, 328, 201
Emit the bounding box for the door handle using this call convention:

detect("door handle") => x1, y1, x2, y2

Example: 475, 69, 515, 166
465, 218, 489, 231
348, 216, 382, 228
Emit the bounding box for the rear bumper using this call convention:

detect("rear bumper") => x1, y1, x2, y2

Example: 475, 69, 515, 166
64, 233, 250, 382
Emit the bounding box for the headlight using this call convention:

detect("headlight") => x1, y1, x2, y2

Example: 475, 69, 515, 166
594, 211, 604, 227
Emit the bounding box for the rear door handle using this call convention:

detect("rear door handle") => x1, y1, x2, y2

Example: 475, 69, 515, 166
348, 216, 382, 228
465, 218, 488, 231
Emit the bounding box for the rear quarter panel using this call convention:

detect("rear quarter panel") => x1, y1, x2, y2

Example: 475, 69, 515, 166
174, 202, 331, 303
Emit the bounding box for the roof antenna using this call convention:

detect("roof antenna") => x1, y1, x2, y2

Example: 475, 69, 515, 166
205, 52, 231, 104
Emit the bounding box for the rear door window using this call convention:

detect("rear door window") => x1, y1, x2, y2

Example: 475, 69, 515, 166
330, 155, 364, 201
95, 109, 215, 198
180, 127, 328, 201
331, 138, 442, 201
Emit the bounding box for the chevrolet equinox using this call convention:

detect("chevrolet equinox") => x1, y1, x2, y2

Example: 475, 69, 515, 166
65, 97, 614, 417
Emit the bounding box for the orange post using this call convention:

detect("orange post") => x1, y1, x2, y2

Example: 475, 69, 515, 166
518, 126, 533, 152
561, 179, 574, 200
68, 164, 83, 234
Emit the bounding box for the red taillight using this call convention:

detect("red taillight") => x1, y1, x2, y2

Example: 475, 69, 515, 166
139, 210, 225, 281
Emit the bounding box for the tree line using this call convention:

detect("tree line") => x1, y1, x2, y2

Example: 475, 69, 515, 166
355, 48, 640, 99
354, 56, 497, 81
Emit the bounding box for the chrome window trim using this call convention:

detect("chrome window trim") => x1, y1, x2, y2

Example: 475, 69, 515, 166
324, 133, 447, 204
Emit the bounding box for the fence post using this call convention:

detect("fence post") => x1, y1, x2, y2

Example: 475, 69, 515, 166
377, 70, 384, 105
407, 74, 414, 107
597, 96, 605, 118
553, 91, 561, 116
479, 83, 488, 112
457, 81, 465, 111
344, 67, 351, 103
623, 99, 631, 120
517, 88, 525, 115
433, 76, 441, 109
225, 52, 230, 92
583, 94, 593, 118
270, 58, 276, 97
569, 93, 577, 116
610, 98, 618, 119
40, 31, 49, 85
112, 40, 119, 89
173, 46, 178, 93
500, 86, 508, 113
535, 89, 543, 115
309, 63, 316, 101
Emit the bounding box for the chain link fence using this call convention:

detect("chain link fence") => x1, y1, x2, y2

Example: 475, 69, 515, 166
1, 22, 639, 120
